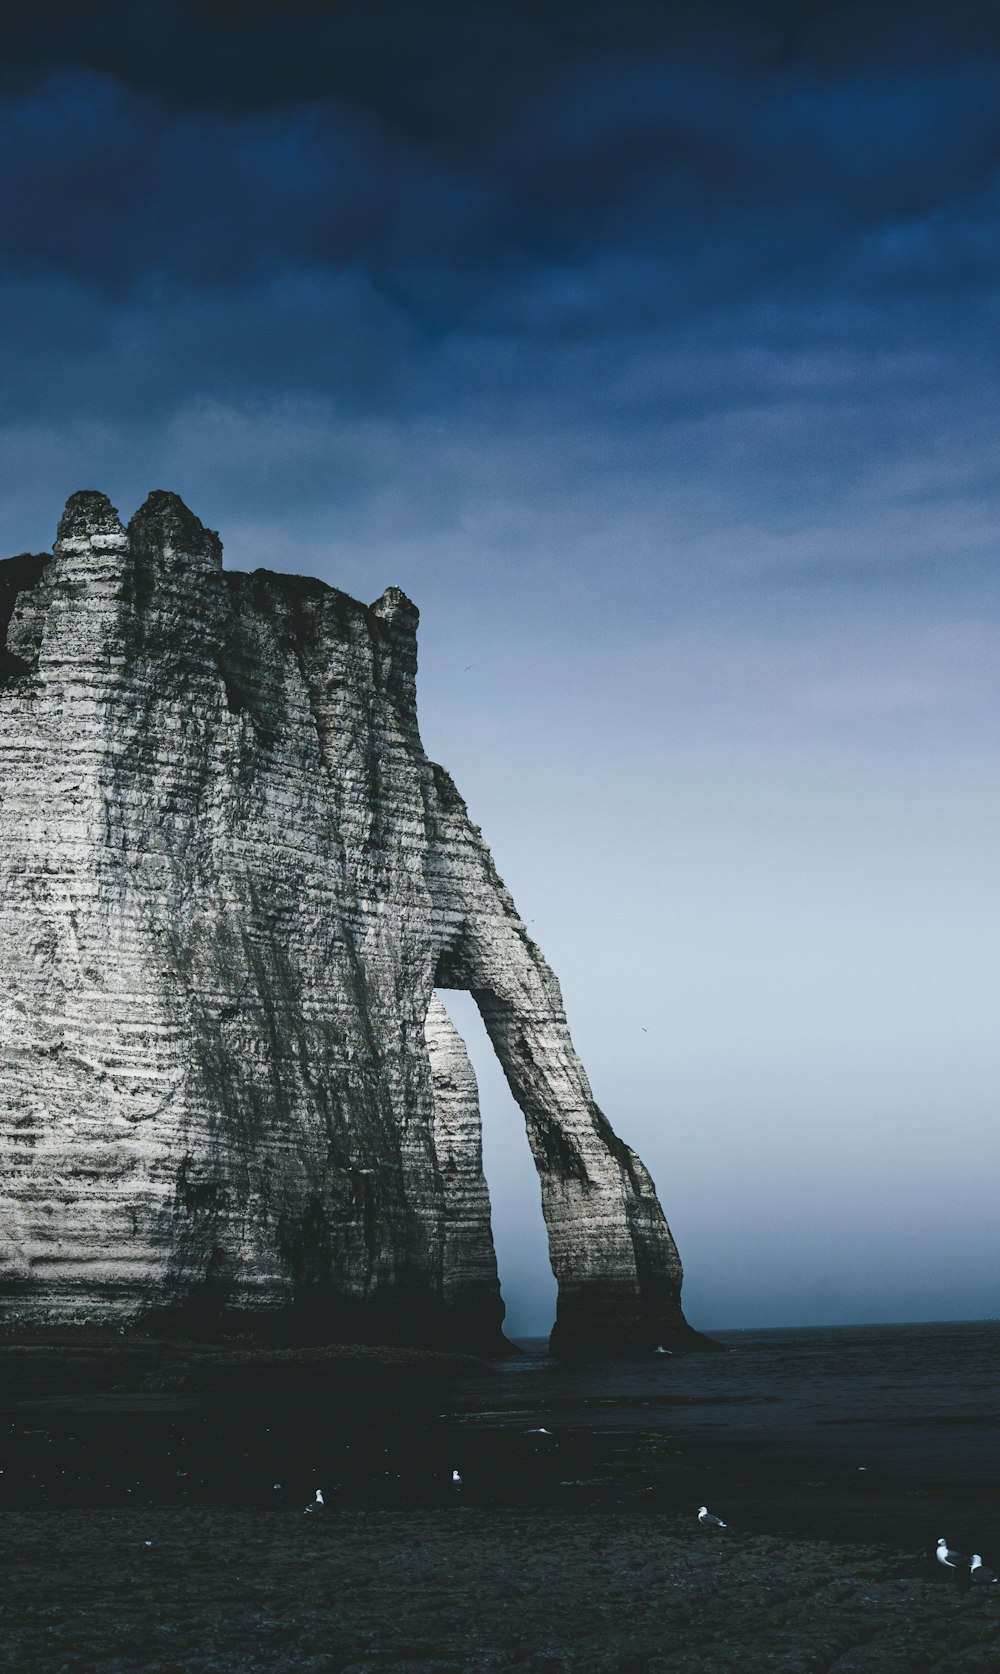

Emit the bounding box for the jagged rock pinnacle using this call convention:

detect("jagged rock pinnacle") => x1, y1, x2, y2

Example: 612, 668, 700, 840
370, 585, 418, 620
55, 490, 127, 554
128, 490, 222, 569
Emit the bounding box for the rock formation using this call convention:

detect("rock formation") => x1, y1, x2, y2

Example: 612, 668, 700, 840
0, 491, 706, 1353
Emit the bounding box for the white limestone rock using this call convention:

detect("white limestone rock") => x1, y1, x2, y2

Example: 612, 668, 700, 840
0, 490, 706, 1353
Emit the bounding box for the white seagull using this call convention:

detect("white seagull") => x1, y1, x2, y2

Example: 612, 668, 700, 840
304, 1488, 325, 1514
936, 1537, 969, 1569
452, 1469, 463, 1488
971, 1555, 998, 1584
697, 1505, 727, 1530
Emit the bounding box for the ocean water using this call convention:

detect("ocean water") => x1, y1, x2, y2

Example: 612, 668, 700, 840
448, 1320, 1000, 1557
3, 1320, 998, 1563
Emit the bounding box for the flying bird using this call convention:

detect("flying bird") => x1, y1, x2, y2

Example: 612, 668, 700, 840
698, 1506, 727, 1530
936, 1538, 969, 1569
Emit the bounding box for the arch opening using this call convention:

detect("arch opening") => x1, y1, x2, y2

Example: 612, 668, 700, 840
433, 988, 556, 1343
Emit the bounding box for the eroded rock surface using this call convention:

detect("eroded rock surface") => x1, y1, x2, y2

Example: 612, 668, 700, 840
0, 491, 705, 1352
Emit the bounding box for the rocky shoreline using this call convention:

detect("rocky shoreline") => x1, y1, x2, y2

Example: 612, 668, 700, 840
0, 1328, 487, 1401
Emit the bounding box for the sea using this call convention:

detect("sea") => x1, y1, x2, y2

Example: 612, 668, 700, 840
456, 1321, 1000, 1559
4, 1320, 999, 1565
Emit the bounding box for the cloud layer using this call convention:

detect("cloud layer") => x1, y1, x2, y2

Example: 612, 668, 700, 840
3, 2, 998, 582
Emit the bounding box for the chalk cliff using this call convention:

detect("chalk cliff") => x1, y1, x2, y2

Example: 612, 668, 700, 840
0, 491, 705, 1353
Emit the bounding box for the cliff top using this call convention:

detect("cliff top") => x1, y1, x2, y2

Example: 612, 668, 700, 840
0, 489, 417, 630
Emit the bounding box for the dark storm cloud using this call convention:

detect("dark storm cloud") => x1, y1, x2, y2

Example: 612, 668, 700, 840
0, 0, 997, 572
4, 2, 998, 298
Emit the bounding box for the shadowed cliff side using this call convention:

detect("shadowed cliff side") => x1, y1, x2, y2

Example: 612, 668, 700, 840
0, 491, 711, 1355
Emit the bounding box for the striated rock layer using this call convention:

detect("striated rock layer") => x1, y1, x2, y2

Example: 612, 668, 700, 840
0, 491, 707, 1354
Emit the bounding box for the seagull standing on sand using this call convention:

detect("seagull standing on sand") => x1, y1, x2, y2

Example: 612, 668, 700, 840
936, 1538, 969, 1569
971, 1555, 998, 1584
698, 1506, 727, 1530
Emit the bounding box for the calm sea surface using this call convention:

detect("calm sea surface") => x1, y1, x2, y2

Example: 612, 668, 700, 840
453, 1321, 1000, 1556
4, 1321, 998, 1562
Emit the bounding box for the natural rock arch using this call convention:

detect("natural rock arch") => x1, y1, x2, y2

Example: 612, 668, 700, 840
0, 490, 708, 1353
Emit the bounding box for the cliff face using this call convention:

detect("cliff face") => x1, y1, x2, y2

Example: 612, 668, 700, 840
0, 491, 705, 1353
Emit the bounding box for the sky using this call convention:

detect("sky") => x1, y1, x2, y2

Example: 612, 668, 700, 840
1, 0, 997, 1332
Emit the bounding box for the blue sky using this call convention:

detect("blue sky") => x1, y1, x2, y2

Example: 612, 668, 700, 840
2, 1, 997, 1330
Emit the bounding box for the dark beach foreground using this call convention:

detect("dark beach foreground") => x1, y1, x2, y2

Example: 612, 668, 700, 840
2, 1323, 999, 1671
4, 1502, 1000, 1673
